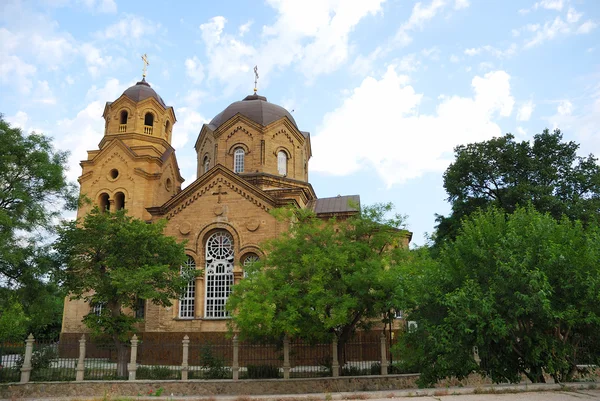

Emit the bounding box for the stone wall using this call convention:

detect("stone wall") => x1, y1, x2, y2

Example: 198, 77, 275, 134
0, 374, 420, 399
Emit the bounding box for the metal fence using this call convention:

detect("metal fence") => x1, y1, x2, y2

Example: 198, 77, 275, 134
5, 332, 392, 384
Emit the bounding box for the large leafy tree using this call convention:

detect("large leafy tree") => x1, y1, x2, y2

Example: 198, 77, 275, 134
55, 207, 193, 377
401, 207, 600, 387
0, 115, 76, 340
227, 204, 412, 356
435, 129, 600, 245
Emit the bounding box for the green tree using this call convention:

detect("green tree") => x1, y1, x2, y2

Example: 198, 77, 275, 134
227, 204, 411, 356
55, 207, 194, 377
401, 207, 600, 386
0, 115, 76, 340
435, 129, 600, 246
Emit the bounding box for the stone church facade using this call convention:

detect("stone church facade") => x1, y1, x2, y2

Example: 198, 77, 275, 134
60, 78, 410, 340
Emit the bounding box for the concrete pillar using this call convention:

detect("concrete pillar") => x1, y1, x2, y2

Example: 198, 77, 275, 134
380, 333, 388, 375
128, 334, 138, 380
76, 334, 86, 381
181, 335, 190, 381
332, 338, 340, 377
20, 333, 35, 384
283, 335, 291, 379
232, 335, 239, 380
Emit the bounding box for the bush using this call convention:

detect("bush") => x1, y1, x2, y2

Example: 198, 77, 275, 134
341, 366, 363, 376
0, 368, 20, 383
199, 345, 228, 379
246, 364, 280, 379
136, 365, 180, 380
370, 362, 381, 375
15, 344, 58, 371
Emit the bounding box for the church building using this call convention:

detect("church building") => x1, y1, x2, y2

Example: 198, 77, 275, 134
60, 71, 410, 340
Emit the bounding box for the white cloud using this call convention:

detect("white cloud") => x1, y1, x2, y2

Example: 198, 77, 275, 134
517, 100, 534, 121
34, 80, 57, 105
449, 54, 460, 63
184, 56, 205, 85
421, 46, 440, 60
566, 8, 582, 23
80, 43, 112, 77
524, 16, 570, 47
79, 0, 117, 13
516, 126, 528, 137
454, 0, 469, 10
577, 20, 597, 34
520, 6, 595, 48
534, 0, 564, 11
238, 20, 253, 36
95, 14, 161, 42
172, 107, 207, 149
0, 54, 37, 94
464, 44, 517, 58
557, 99, 573, 116
394, 0, 446, 46
6, 111, 29, 130
310, 67, 514, 186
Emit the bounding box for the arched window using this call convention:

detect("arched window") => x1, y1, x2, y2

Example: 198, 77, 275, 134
114, 192, 125, 210
99, 193, 110, 212
179, 256, 196, 319
242, 253, 259, 278
144, 113, 154, 126
277, 151, 287, 176
203, 156, 210, 174
119, 111, 128, 132
234, 148, 245, 173
205, 231, 234, 318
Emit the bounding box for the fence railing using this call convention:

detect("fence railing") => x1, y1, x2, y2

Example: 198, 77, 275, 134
2, 332, 391, 383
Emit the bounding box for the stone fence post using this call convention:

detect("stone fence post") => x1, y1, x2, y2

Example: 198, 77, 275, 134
181, 335, 190, 381
232, 335, 240, 380
76, 334, 86, 381
128, 334, 138, 380
20, 333, 35, 384
282, 335, 291, 379
380, 333, 388, 375
331, 338, 340, 377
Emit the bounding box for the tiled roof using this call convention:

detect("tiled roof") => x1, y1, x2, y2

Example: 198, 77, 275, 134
311, 195, 360, 215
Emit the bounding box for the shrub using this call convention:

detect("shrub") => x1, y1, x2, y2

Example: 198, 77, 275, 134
246, 364, 280, 379
15, 344, 58, 371
199, 345, 228, 379
137, 366, 180, 380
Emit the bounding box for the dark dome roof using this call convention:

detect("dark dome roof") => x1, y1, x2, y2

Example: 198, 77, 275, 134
209, 94, 297, 129
122, 78, 166, 107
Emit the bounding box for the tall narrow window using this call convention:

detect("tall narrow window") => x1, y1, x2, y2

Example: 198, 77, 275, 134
179, 256, 196, 319
234, 148, 245, 173
203, 156, 210, 174
242, 253, 259, 278
164, 120, 170, 137
205, 231, 234, 318
99, 193, 110, 212
135, 298, 145, 319
114, 192, 125, 210
120, 111, 128, 124
277, 151, 287, 175
144, 113, 154, 126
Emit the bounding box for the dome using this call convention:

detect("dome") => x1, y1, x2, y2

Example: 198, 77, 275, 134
122, 78, 166, 108
209, 94, 297, 129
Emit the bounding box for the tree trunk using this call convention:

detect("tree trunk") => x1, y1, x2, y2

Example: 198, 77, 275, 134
115, 338, 128, 378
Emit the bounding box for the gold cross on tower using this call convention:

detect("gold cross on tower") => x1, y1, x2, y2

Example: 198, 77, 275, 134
212, 185, 228, 204
253, 65, 259, 94
141, 53, 149, 79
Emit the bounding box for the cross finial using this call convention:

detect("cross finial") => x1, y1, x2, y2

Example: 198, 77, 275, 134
141, 53, 149, 79
253, 65, 259, 94
212, 185, 228, 204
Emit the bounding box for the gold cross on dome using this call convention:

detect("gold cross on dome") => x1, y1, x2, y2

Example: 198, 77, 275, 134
141, 53, 149, 78
253, 65, 259, 94
212, 185, 228, 204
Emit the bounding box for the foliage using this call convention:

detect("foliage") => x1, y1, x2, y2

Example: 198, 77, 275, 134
435, 129, 600, 245
228, 203, 412, 352
400, 207, 600, 386
55, 207, 192, 376
0, 297, 28, 342
246, 364, 280, 379
0, 116, 76, 340
136, 366, 179, 380
199, 344, 228, 379
15, 344, 58, 371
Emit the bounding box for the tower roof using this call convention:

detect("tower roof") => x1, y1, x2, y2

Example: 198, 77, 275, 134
209, 94, 298, 130
122, 78, 166, 108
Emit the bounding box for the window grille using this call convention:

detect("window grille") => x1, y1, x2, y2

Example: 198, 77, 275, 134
205, 231, 234, 318
242, 253, 259, 278
234, 148, 245, 173
277, 150, 287, 175
91, 302, 105, 316
179, 256, 196, 319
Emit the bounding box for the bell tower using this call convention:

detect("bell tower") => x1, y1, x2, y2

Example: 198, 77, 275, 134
77, 58, 184, 221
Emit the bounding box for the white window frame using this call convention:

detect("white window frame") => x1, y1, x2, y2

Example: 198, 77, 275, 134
203, 156, 210, 174
277, 150, 287, 176
242, 253, 259, 278
178, 256, 196, 319
91, 302, 105, 316
205, 231, 234, 318
234, 148, 245, 173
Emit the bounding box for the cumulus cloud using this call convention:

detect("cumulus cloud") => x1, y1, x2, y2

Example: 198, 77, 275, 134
394, 0, 446, 46
79, 0, 117, 13
172, 107, 207, 149
310, 68, 514, 186
94, 14, 161, 42
6, 111, 29, 130
557, 99, 573, 116
184, 56, 205, 85
517, 100, 535, 121
464, 44, 517, 58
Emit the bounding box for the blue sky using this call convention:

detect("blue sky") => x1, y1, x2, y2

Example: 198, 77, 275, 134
1, 0, 598, 246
